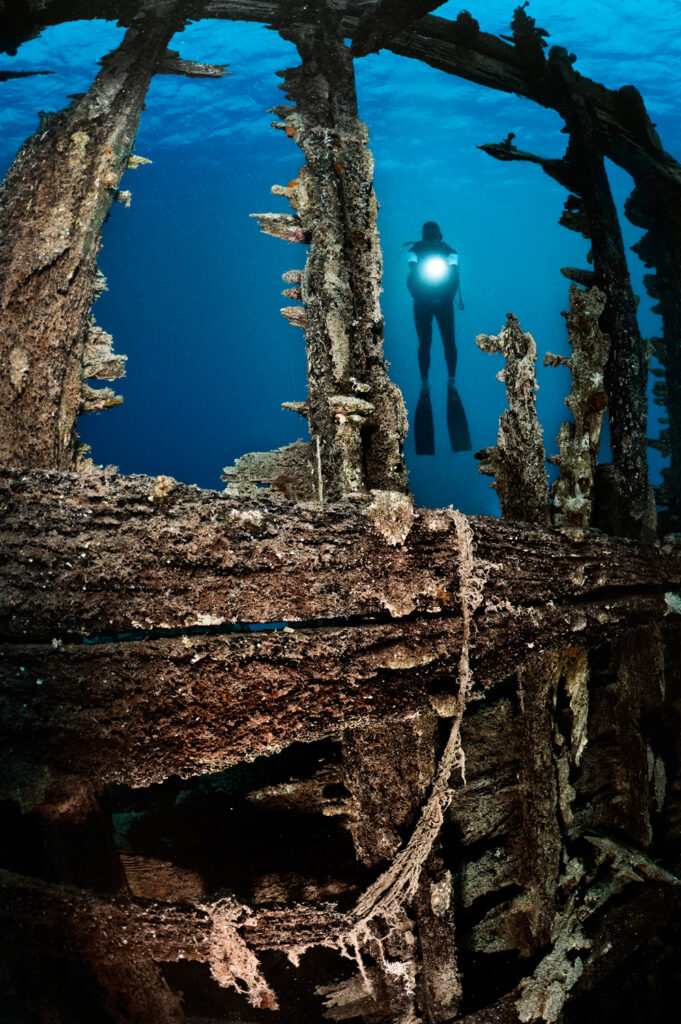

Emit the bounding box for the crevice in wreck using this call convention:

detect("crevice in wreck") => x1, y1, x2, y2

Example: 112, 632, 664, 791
2, 2, 681, 1023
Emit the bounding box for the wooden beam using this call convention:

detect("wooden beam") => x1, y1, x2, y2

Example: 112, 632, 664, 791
0, 865, 351, 974
156, 48, 230, 76
2, 470, 679, 641
257, 6, 409, 499
2, 853, 679, 1021
0, 69, 53, 80
350, 0, 449, 56
0, 9, 180, 470
2, 586, 676, 797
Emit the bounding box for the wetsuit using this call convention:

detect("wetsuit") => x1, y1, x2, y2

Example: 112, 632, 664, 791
407, 239, 459, 381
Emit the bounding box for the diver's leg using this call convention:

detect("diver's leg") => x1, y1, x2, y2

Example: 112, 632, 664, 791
413, 300, 434, 453
446, 383, 471, 451
414, 300, 433, 382
435, 301, 471, 450
434, 299, 457, 379
414, 385, 435, 454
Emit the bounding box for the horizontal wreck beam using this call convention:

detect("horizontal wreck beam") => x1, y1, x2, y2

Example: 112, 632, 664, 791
2, 857, 680, 1022
2, 469, 680, 795
0, 866, 350, 981
7, 2, 679, 187
2, 593, 671, 795
350, 0, 450, 56
1, 469, 678, 641
376, 9, 679, 179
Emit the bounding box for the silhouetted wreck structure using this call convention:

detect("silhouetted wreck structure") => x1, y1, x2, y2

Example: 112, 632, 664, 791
2, 1, 681, 1021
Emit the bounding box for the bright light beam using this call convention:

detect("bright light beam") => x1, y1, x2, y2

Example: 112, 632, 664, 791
421, 255, 448, 282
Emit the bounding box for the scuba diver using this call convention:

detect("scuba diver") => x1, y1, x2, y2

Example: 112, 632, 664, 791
406, 221, 471, 455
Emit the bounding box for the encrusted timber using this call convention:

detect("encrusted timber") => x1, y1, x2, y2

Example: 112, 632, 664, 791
339, 716, 461, 1020
349, 0, 450, 57
3, 472, 681, 798
0, 13, 177, 471
447, 650, 589, 962
391, 9, 665, 540
3, 590, 674, 799
79, 320, 127, 414
508, 842, 681, 1024
250, 194, 381, 501
377, 5, 675, 191
576, 136, 656, 541
3, 857, 680, 1024
544, 126, 652, 546
544, 284, 610, 529
0, 866, 350, 989
4, 469, 681, 641
250, 211, 306, 245
626, 182, 681, 530
478, 119, 654, 540
156, 49, 230, 77
221, 438, 317, 501
475, 312, 550, 526
0, 69, 53, 80
255, 18, 408, 501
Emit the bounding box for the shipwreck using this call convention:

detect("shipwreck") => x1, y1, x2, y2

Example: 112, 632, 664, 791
1, 1, 681, 1021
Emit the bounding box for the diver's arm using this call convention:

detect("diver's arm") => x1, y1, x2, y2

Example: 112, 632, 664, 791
443, 260, 459, 301
445, 252, 459, 297
407, 251, 418, 297
449, 251, 464, 309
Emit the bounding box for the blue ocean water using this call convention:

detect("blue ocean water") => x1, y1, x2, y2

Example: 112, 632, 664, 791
1, 2, 678, 513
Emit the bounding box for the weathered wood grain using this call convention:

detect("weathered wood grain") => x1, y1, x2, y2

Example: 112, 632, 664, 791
2, 469, 678, 641
1, 591, 674, 796
0, 11, 178, 469
0, 866, 350, 960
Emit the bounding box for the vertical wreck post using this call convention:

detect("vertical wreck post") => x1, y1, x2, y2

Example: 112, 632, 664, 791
481, 117, 654, 538
335, 719, 461, 1023
544, 284, 610, 529
549, 47, 656, 541
254, 7, 457, 1017
253, 0, 408, 501
475, 313, 550, 526
626, 173, 681, 532
477, 6, 656, 540
0, 6, 181, 470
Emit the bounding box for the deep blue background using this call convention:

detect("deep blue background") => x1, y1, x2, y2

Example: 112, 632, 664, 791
1, 2, 679, 512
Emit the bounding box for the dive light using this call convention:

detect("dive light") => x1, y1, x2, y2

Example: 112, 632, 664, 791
420, 255, 449, 282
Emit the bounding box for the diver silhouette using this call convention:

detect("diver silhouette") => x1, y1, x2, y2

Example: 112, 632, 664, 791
406, 221, 471, 455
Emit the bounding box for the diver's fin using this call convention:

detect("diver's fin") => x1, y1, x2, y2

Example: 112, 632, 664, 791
415, 386, 435, 455
447, 382, 472, 452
